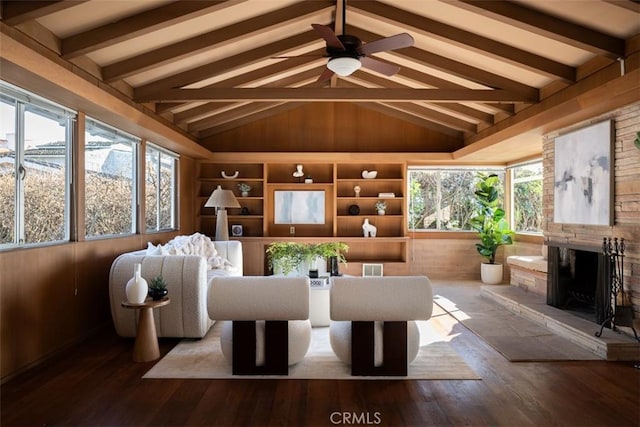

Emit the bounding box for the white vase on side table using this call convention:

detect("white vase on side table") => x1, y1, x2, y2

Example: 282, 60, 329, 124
126, 263, 149, 304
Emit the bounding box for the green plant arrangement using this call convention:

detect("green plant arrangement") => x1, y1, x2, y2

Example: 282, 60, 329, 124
266, 241, 349, 276
266, 242, 306, 276
375, 200, 387, 212
307, 242, 349, 265
148, 275, 168, 300
237, 182, 251, 193
469, 173, 514, 264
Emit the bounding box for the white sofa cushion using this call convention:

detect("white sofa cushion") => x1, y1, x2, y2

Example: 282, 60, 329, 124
208, 276, 309, 320
330, 276, 433, 321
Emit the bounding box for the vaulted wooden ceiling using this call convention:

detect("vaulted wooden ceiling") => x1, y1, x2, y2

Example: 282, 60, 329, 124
1, 0, 639, 158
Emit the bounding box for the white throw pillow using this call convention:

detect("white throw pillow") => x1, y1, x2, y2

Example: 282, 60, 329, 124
146, 242, 163, 255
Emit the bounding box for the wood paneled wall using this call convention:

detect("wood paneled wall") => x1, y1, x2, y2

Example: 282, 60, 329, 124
543, 101, 640, 332
202, 103, 463, 153
0, 158, 197, 382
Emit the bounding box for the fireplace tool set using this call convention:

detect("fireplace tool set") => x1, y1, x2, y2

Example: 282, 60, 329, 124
595, 237, 639, 341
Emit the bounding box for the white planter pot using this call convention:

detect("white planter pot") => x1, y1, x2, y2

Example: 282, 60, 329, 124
480, 262, 504, 285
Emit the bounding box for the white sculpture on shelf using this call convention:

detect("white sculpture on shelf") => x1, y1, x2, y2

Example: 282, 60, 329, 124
362, 218, 377, 238
293, 164, 304, 181
221, 170, 239, 179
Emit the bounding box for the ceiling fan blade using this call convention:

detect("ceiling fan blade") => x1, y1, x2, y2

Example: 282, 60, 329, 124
311, 23, 345, 51
316, 67, 335, 82
360, 57, 401, 76
359, 33, 414, 55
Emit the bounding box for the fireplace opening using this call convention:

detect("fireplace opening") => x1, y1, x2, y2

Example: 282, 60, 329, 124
547, 246, 608, 325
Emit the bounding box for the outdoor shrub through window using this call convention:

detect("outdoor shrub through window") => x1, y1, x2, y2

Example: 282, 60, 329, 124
145, 143, 178, 232
0, 82, 75, 247
84, 118, 138, 238
408, 168, 504, 231
511, 161, 543, 234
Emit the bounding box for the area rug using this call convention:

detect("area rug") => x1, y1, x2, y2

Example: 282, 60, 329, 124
433, 291, 601, 362
143, 307, 480, 380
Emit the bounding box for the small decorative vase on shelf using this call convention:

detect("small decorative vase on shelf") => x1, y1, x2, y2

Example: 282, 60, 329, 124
241, 191, 249, 197
126, 263, 148, 304
377, 209, 386, 216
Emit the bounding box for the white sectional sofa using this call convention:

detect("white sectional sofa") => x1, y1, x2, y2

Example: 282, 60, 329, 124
109, 237, 243, 338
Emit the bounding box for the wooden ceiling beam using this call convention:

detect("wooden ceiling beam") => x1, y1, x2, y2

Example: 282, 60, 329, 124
348, 72, 494, 124
157, 54, 326, 117
1, 0, 88, 25
445, 0, 626, 58
199, 102, 307, 140
350, 27, 540, 100
137, 87, 537, 103
133, 30, 320, 100
61, 1, 241, 59
603, 0, 640, 13
351, 1, 575, 82
190, 101, 285, 132
176, 66, 326, 125
332, 80, 477, 133
102, 1, 333, 82
353, 102, 464, 139
379, 101, 477, 133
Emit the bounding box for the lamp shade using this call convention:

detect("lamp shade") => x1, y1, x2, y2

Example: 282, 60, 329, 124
327, 57, 361, 76
205, 185, 240, 241
204, 185, 240, 209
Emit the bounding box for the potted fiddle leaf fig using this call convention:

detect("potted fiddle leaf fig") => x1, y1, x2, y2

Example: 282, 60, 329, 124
469, 173, 514, 284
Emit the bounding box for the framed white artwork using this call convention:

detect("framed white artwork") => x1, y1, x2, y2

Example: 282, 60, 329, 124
274, 190, 325, 224
553, 120, 613, 226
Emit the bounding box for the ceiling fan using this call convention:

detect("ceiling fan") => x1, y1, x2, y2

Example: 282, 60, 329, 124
311, 2, 414, 82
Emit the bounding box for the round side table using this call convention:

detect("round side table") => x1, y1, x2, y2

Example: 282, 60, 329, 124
121, 297, 170, 362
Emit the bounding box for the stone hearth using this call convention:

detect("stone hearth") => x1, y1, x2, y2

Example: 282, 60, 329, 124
482, 285, 640, 361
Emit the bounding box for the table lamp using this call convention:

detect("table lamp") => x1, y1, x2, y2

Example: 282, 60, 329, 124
204, 185, 240, 240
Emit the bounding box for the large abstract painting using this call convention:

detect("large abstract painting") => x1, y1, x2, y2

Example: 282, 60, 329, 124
274, 190, 325, 224
554, 120, 613, 225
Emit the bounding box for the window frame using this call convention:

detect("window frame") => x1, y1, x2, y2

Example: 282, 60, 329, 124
509, 160, 544, 235
0, 82, 75, 249
145, 142, 179, 233
407, 166, 505, 233
83, 117, 140, 240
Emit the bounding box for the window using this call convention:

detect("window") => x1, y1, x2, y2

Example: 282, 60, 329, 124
84, 118, 138, 238
145, 143, 178, 232
510, 161, 543, 234
0, 82, 75, 248
408, 168, 504, 231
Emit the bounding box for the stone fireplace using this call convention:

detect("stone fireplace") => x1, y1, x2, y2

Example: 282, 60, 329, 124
542, 101, 640, 336
546, 245, 609, 325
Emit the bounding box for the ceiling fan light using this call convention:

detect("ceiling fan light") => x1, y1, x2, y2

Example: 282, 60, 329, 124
327, 57, 361, 76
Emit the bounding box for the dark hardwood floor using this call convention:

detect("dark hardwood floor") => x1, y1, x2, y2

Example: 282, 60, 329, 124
2, 285, 639, 427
